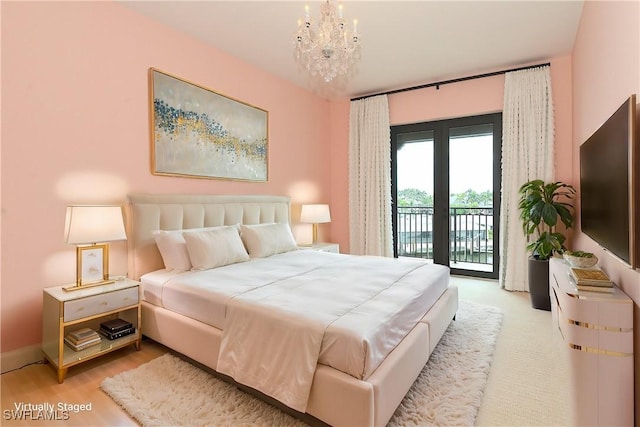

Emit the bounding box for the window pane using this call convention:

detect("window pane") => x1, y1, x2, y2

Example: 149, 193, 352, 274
397, 130, 434, 260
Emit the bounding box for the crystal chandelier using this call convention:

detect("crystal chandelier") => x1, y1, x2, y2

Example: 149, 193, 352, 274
294, 1, 361, 83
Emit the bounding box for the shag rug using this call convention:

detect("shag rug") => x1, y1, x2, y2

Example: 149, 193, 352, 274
101, 300, 502, 426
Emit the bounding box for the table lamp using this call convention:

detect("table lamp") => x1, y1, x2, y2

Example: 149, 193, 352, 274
300, 204, 331, 244
63, 205, 127, 291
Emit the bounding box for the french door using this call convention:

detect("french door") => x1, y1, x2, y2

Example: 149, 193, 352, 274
391, 113, 502, 279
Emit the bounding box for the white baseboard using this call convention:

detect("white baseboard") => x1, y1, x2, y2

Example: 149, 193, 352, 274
1, 344, 44, 374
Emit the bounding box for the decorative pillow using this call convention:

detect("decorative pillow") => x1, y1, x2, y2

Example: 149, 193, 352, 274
183, 226, 250, 271
153, 225, 238, 271
240, 223, 298, 258
153, 230, 192, 272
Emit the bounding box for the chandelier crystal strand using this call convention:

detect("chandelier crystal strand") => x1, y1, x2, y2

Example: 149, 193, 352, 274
294, 1, 361, 83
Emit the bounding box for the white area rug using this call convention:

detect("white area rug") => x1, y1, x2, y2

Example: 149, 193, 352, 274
101, 300, 502, 426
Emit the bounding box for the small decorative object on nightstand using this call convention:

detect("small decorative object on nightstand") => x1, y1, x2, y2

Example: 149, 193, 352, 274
42, 279, 141, 383
299, 242, 340, 253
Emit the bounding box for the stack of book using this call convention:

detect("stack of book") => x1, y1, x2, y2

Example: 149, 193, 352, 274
99, 318, 134, 340
570, 267, 614, 293
64, 328, 101, 351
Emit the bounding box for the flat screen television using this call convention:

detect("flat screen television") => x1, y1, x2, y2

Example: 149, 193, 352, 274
580, 94, 638, 269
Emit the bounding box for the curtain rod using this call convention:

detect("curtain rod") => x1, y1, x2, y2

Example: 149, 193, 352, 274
350, 62, 551, 101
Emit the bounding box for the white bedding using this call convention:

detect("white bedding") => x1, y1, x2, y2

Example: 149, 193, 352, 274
141, 250, 449, 411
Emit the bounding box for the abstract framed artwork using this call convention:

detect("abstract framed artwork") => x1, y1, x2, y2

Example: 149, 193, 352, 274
149, 68, 268, 181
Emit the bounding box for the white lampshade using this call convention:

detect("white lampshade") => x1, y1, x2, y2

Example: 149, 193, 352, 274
64, 205, 127, 245
300, 204, 331, 224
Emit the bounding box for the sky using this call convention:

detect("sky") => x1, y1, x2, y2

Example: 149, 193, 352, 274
397, 134, 493, 194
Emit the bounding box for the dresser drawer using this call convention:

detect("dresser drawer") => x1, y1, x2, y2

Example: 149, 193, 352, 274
64, 286, 139, 322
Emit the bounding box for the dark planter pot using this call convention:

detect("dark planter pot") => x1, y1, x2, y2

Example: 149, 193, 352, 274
528, 257, 551, 311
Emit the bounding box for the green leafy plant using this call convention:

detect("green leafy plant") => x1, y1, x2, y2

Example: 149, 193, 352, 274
518, 180, 576, 260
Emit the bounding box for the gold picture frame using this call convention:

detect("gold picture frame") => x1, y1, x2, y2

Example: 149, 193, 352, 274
149, 68, 269, 182
78, 244, 108, 284
63, 244, 111, 291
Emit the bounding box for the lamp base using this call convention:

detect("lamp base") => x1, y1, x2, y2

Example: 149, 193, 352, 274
62, 279, 115, 292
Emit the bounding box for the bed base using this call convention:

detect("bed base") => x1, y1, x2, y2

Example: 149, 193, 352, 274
141, 285, 458, 427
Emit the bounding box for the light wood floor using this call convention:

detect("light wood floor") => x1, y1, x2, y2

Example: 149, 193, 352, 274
1, 339, 168, 426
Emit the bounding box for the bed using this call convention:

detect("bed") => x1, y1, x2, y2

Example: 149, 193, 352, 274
127, 194, 458, 427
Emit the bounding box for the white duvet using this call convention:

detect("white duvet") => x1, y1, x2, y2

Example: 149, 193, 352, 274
141, 250, 450, 412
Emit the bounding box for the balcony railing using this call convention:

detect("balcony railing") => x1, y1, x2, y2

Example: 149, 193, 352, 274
397, 206, 494, 267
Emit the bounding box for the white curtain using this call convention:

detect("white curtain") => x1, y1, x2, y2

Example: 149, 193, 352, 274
500, 66, 555, 291
349, 95, 393, 256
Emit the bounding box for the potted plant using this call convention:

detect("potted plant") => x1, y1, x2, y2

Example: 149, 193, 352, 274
518, 180, 575, 310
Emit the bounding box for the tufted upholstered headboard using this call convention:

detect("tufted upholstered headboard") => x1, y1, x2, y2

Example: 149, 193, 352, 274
127, 194, 291, 280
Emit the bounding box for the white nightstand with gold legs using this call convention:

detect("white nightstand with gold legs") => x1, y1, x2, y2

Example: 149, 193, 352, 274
42, 279, 141, 383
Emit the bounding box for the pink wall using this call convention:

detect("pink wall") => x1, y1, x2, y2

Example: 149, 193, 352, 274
329, 57, 574, 253
1, 2, 333, 353
328, 100, 351, 252
571, 0, 640, 419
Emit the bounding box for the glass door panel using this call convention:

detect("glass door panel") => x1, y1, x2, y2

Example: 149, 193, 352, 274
449, 124, 494, 273
396, 131, 434, 261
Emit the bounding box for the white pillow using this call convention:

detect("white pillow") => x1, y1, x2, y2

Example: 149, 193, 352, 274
183, 226, 250, 270
240, 223, 298, 258
153, 230, 192, 271
153, 225, 237, 271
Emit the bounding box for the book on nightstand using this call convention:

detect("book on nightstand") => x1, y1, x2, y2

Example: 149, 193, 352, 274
64, 328, 101, 351
100, 318, 133, 333
570, 267, 612, 287
99, 319, 134, 340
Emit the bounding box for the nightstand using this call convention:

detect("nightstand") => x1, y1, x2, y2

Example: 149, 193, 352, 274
42, 279, 141, 383
299, 242, 340, 253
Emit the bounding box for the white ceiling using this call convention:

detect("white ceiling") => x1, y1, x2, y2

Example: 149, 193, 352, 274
119, 1, 584, 99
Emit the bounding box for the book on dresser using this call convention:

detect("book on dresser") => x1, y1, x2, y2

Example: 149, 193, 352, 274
575, 283, 615, 293
570, 267, 613, 287
64, 328, 101, 351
